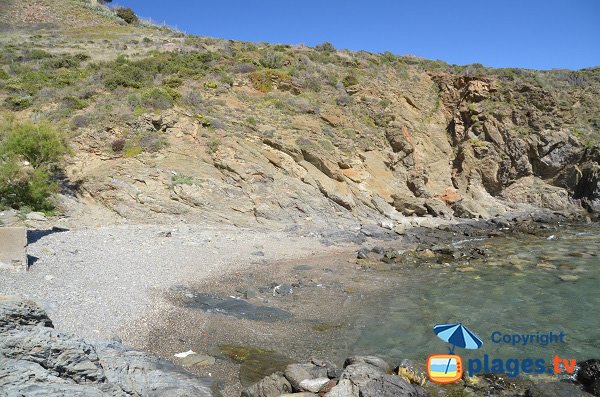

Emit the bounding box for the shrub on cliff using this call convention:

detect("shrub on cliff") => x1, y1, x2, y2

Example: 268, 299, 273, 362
0, 120, 68, 210
116, 8, 138, 24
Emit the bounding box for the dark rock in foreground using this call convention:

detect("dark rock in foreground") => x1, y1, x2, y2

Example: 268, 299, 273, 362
0, 295, 213, 397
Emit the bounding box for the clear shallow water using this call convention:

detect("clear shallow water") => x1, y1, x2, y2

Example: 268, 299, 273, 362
350, 225, 600, 365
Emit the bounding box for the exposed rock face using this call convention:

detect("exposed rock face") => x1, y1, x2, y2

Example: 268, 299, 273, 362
62, 71, 600, 230
0, 295, 213, 397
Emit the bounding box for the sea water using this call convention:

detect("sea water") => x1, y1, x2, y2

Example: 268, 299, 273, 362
350, 224, 600, 364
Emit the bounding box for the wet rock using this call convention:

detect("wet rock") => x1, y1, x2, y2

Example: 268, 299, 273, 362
178, 353, 215, 368
241, 371, 292, 397
577, 359, 600, 395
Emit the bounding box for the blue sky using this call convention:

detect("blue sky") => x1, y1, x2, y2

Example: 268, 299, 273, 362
113, 0, 600, 70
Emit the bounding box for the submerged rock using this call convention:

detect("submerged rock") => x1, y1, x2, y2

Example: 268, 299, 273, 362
178, 292, 292, 322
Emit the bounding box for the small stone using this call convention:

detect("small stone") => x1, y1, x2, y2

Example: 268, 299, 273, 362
241, 287, 259, 299
26, 212, 47, 221
178, 353, 215, 368
393, 224, 406, 235
371, 246, 385, 255
273, 284, 293, 296
298, 377, 330, 393
379, 219, 394, 230
357, 247, 370, 259
417, 249, 436, 258
537, 262, 557, 270
558, 274, 579, 282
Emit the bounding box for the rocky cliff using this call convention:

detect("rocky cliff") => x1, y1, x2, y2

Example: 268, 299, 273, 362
0, 1, 599, 230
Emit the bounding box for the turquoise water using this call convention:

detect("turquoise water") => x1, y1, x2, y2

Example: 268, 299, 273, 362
350, 225, 600, 366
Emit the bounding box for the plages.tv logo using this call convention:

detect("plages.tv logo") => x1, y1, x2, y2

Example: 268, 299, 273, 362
427, 323, 577, 384
427, 323, 482, 384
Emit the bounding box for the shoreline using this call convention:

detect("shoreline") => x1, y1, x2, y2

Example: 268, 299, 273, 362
1, 208, 598, 396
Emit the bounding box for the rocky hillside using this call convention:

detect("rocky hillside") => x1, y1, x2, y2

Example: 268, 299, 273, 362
1, 0, 599, 230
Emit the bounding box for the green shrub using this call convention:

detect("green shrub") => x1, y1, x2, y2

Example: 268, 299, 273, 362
249, 69, 291, 92
171, 174, 195, 186
124, 146, 142, 157
207, 138, 220, 153
315, 42, 336, 53
163, 76, 182, 88
259, 51, 284, 69
342, 73, 359, 87
5, 95, 34, 110
116, 7, 138, 24
1, 122, 68, 168
42, 54, 88, 70
0, 121, 67, 210
141, 87, 179, 110
103, 63, 153, 89
0, 161, 57, 211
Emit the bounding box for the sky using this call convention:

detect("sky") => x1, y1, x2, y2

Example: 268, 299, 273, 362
112, 0, 600, 70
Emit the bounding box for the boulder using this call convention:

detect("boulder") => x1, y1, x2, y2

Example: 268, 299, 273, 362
359, 374, 428, 397
451, 198, 488, 219
577, 359, 600, 395
343, 356, 390, 373
502, 176, 571, 211
284, 363, 328, 392
241, 372, 292, 397
340, 363, 385, 388
391, 194, 428, 216
424, 199, 452, 218
298, 377, 330, 393
325, 379, 359, 397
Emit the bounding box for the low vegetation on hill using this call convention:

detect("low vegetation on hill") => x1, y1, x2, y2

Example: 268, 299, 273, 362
0, 0, 599, 223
